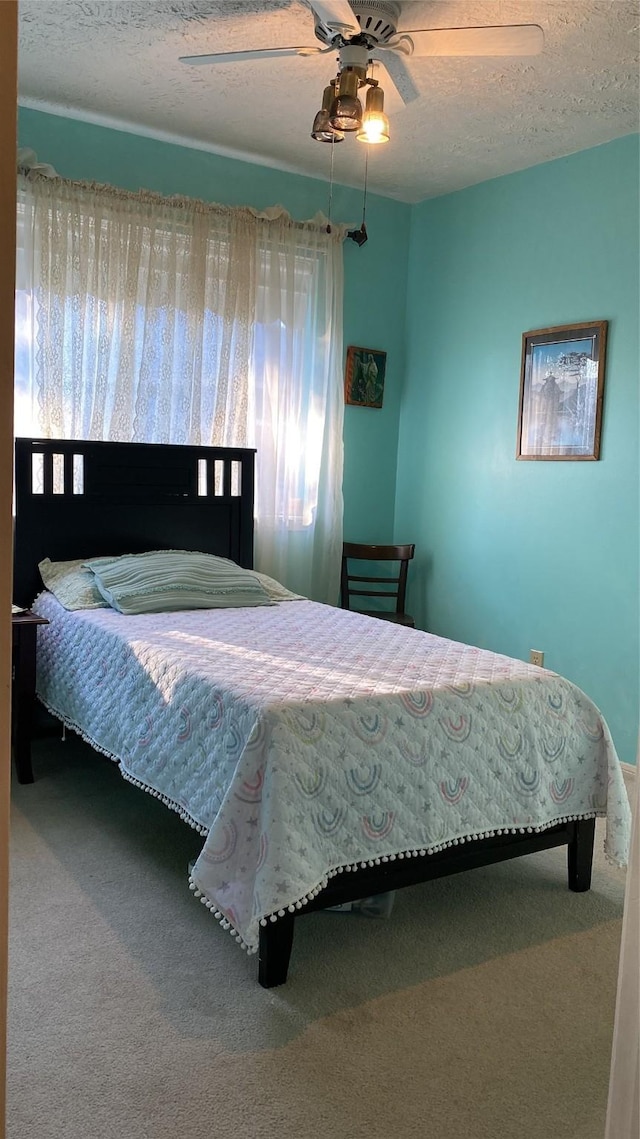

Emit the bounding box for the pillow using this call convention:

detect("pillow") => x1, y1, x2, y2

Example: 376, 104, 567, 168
83, 550, 273, 615
38, 557, 109, 611
250, 571, 306, 602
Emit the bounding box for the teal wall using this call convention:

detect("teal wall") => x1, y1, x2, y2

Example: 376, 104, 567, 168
18, 107, 411, 543
396, 135, 640, 764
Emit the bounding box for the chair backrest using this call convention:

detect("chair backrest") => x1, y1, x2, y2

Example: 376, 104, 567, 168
340, 542, 416, 617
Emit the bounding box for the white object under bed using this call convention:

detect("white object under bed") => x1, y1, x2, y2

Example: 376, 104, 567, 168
32, 591, 631, 952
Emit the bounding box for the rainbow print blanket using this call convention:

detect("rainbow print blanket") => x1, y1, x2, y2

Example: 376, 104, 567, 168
33, 593, 631, 953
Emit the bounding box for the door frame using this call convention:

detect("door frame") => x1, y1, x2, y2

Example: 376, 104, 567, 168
0, 5, 18, 1137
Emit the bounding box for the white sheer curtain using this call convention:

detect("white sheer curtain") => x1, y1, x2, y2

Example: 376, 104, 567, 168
605, 747, 639, 1138
15, 171, 344, 602
251, 215, 344, 600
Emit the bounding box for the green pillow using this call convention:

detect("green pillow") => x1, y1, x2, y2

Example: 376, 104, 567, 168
84, 550, 273, 615
38, 557, 109, 611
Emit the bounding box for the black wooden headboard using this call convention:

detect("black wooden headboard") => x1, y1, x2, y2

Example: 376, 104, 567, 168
13, 438, 256, 607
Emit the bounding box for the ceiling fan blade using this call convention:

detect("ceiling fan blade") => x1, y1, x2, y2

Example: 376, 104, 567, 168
373, 53, 420, 105
389, 23, 544, 58
308, 0, 359, 37
179, 45, 326, 65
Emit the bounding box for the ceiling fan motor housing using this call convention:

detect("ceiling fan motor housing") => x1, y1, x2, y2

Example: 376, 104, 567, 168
314, 1, 400, 46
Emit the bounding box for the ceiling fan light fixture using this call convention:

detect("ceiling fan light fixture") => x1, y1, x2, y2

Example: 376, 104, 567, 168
329, 67, 363, 131
356, 84, 390, 144
311, 109, 345, 142
311, 82, 345, 141
329, 93, 363, 132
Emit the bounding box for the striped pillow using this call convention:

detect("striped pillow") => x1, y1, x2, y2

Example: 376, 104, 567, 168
84, 550, 272, 615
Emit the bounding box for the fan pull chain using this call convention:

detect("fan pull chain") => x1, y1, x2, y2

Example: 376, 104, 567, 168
362, 143, 369, 228
347, 143, 369, 245
326, 136, 336, 234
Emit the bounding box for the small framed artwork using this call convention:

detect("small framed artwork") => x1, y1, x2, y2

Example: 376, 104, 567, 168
517, 320, 608, 460
344, 346, 387, 408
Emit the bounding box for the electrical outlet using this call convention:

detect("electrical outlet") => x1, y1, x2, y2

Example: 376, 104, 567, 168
529, 649, 545, 668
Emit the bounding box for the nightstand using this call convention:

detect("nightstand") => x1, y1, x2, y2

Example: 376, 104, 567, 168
11, 610, 49, 784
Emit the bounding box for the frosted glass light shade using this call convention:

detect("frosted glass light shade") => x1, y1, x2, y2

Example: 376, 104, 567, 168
329, 68, 363, 132
357, 85, 390, 144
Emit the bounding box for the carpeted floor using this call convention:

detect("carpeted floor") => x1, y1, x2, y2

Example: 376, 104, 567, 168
7, 732, 629, 1139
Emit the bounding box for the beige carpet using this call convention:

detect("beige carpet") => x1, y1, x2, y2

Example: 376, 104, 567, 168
8, 732, 628, 1139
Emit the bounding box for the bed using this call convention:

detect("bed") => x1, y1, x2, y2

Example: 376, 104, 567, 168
14, 437, 631, 987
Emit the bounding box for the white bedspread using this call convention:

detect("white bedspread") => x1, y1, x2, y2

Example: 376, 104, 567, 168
33, 592, 631, 952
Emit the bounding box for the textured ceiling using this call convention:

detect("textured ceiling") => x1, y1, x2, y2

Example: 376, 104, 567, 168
17, 1, 640, 203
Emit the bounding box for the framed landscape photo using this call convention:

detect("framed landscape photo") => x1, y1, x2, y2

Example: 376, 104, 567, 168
344, 346, 386, 409
516, 320, 608, 460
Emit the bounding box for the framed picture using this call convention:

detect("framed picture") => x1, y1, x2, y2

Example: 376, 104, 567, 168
344, 346, 386, 408
517, 320, 608, 460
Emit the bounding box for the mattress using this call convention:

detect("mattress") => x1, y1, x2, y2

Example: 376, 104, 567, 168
32, 591, 631, 952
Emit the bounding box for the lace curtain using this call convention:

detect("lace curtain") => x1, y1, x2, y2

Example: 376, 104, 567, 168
15, 171, 345, 602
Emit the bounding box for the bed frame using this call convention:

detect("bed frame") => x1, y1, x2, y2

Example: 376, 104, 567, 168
13, 437, 596, 988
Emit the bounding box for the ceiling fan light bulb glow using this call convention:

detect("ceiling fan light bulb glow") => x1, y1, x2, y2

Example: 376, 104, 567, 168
353, 84, 389, 142
357, 110, 390, 143
356, 84, 389, 143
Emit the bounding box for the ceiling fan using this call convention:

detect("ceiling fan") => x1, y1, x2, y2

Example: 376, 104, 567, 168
179, 1, 544, 115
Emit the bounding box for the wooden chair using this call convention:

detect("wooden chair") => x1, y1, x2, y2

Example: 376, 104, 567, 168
340, 542, 416, 627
